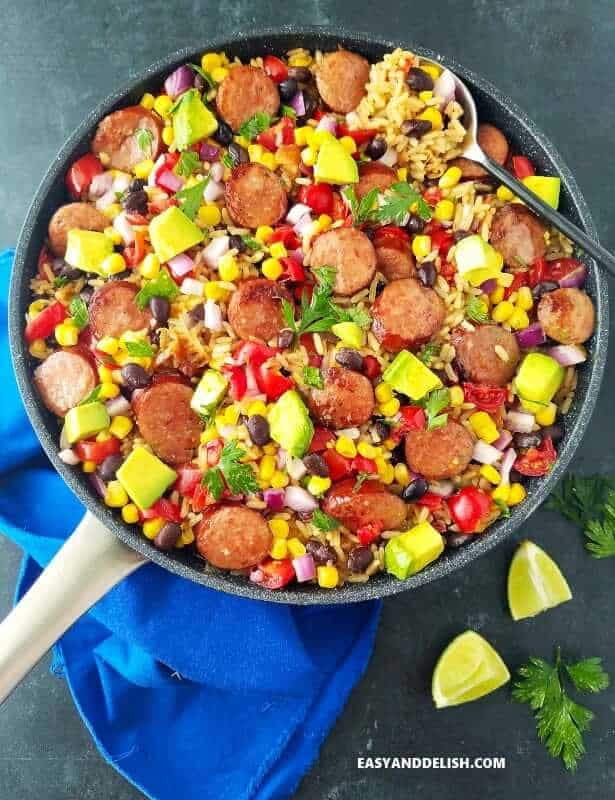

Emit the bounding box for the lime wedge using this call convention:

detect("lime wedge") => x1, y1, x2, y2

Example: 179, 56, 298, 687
507, 540, 572, 621
432, 630, 510, 709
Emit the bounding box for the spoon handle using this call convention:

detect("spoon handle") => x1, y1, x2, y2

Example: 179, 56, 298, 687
480, 156, 615, 278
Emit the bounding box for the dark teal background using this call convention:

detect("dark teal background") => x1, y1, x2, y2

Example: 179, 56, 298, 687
1, 2, 614, 797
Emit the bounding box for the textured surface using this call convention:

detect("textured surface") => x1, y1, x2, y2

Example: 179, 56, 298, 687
1, 1, 615, 798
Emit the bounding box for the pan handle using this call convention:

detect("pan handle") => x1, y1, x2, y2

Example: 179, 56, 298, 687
0, 512, 146, 705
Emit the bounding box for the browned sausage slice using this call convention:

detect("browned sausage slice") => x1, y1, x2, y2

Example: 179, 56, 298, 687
309, 227, 377, 297
537, 287, 595, 344
375, 240, 416, 282
225, 163, 288, 228
227, 279, 292, 341
215, 65, 280, 131
455, 325, 520, 387
89, 281, 152, 339
34, 348, 97, 417
91, 106, 162, 172
195, 506, 272, 570
405, 421, 474, 480
322, 479, 407, 533
48, 203, 109, 257
134, 381, 201, 465
372, 278, 445, 352
449, 123, 509, 180
315, 50, 370, 113
355, 162, 396, 200
307, 367, 375, 429
490, 203, 546, 267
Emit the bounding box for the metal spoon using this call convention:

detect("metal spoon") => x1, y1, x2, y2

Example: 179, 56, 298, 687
419, 57, 615, 276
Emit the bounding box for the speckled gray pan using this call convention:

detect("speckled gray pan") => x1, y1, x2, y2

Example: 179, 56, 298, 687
9, 27, 609, 604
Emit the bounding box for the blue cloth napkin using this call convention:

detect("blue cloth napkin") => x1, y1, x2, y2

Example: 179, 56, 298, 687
0, 248, 381, 800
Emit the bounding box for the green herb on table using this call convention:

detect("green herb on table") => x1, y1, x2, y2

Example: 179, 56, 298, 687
546, 474, 615, 556
135, 267, 179, 310
124, 339, 154, 358
419, 387, 450, 431
174, 175, 211, 220
238, 112, 272, 141
136, 128, 155, 155
303, 366, 323, 389
374, 182, 432, 225
175, 150, 201, 178
465, 295, 490, 324
69, 296, 88, 330
311, 509, 339, 531
202, 440, 259, 499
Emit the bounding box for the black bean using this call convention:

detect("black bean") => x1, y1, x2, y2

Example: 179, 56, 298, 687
128, 178, 145, 194
121, 363, 151, 391
417, 261, 437, 287
513, 432, 542, 450
531, 280, 559, 301
246, 414, 270, 446
446, 532, 473, 548
347, 545, 374, 573
453, 229, 471, 243
540, 424, 564, 444
402, 478, 429, 502
509, 468, 525, 485
109, 270, 131, 282
365, 137, 387, 160
122, 189, 148, 215
228, 234, 247, 254
214, 120, 233, 145
406, 213, 426, 234
306, 539, 337, 565
335, 348, 363, 372
154, 522, 182, 551
390, 442, 407, 466
407, 67, 434, 92
372, 421, 390, 444
186, 303, 205, 328
98, 454, 124, 482
277, 328, 295, 349
228, 141, 249, 165
288, 66, 312, 83
79, 286, 94, 305
278, 78, 298, 101
401, 119, 432, 138
149, 296, 170, 326
303, 453, 329, 477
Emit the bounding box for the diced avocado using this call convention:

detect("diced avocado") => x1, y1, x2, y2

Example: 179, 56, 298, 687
191, 369, 228, 416
331, 321, 364, 349
64, 230, 113, 275
522, 176, 561, 209
453, 234, 504, 287
116, 446, 177, 510
385, 521, 444, 580
382, 350, 441, 401
149, 206, 203, 263
269, 390, 314, 457
314, 132, 359, 185
64, 401, 110, 444
514, 352, 565, 406
172, 89, 218, 150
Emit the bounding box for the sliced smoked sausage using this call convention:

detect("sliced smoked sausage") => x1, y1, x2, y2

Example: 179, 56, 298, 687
89, 281, 152, 339
34, 348, 97, 416
375, 238, 416, 282
449, 123, 509, 180
307, 366, 375, 429
355, 162, 396, 200
405, 420, 474, 480
48, 202, 108, 257
537, 287, 595, 344
227, 279, 292, 341
91, 106, 162, 172
195, 505, 272, 570
225, 163, 288, 229
216, 65, 280, 132
309, 227, 377, 297
315, 49, 370, 113
372, 278, 445, 352
490, 204, 546, 267
322, 479, 407, 533
454, 324, 520, 387
134, 381, 201, 465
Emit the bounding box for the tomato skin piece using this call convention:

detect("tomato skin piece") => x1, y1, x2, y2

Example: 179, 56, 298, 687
280, 257, 306, 282
309, 427, 336, 453
251, 557, 295, 589
528, 257, 547, 288
462, 383, 508, 414
545, 257, 585, 283
141, 498, 182, 522
224, 365, 247, 401
447, 486, 492, 533
373, 226, 410, 247
263, 55, 289, 83
351, 455, 377, 474
305, 183, 334, 215
423, 186, 443, 205
257, 366, 294, 401
123, 229, 146, 267
416, 492, 443, 511
514, 436, 557, 477
392, 405, 426, 442
321, 449, 354, 481
337, 125, 377, 144
25, 301, 68, 343
270, 224, 300, 250
75, 437, 121, 465
65, 153, 103, 200
511, 155, 535, 179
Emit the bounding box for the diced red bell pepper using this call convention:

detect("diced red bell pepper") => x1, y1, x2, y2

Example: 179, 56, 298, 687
512, 155, 535, 180
545, 257, 585, 283
123, 230, 146, 267
270, 225, 300, 250
74, 437, 121, 465
351, 455, 377, 474
514, 436, 557, 477
321, 449, 354, 481
65, 153, 103, 200
262, 55, 288, 83
275, 115, 295, 146
392, 405, 426, 442
528, 257, 547, 287
304, 183, 334, 215
280, 257, 306, 282
330, 191, 350, 222
462, 383, 508, 414
373, 226, 410, 247
336, 125, 377, 144
174, 465, 202, 498
206, 438, 224, 467
224, 365, 248, 401
440, 261, 457, 284
447, 486, 492, 533
423, 186, 443, 205
191, 482, 212, 512
141, 497, 182, 523
416, 492, 444, 511
309, 427, 336, 453
25, 301, 68, 343
256, 127, 277, 152
357, 520, 383, 546
234, 340, 277, 367
504, 271, 529, 300
429, 227, 455, 258
252, 558, 295, 589
257, 366, 294, 401
362, 355, 381, 381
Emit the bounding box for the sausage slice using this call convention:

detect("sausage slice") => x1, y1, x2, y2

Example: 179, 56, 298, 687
537, 287, 595, 344
322, 479, 407, 533
227, 279, 292, 341
225, 163, 288, 229
449, 123, 509, 180
216, 65, 280, 132
405, 421, 474, 480
490, 204, 546, 267
34, 349, 97, 416
355, 162, 396, 200
309, 227, 377, 297
195, 506, 272, 570
89, 281, 152, 339
307, 366, 375, 429
315, 50, 370, 113
455, 325, 520, 387
91, 106, 162, 172
134, 381, 201, 465
375, 239, 416, 282
48, 203, 109, 257
372, 278, 445, 352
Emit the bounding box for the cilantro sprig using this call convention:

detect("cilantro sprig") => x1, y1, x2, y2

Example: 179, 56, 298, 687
302, 366, 323, 389
374, 182, 432, 225
69, 296, 88, 330
238, 112, 272, 141
311, 509, 339, 531
173, 175, 211, 220
418, 341, 439, 366
419, 387, 450, 431
175, 150, 201, 178
124, 339, 154, 357
546, 474, 615, 557
136, 128, 155, 155
465, 295, 490, 324
201, 440, 259, 500
135, 268, 179, 310
342, 186, 380, 227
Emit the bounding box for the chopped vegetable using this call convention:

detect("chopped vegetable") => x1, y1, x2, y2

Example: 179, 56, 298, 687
116, 446, 177, 510
382, 349, 442, 401
446, 486, 492, 533
239, 112, 273, 141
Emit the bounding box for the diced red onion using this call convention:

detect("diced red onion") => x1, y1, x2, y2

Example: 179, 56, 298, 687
276, 449, 287, 469
428, 480, 455, 497
379, 147, 398, 167
290, 248, 304, 264
209, 162, 225, 183
164, 65, 194, 99
89, 472, 107, 498
180, 277, 204, 296
433, 69, 456, 107
507, 410, 535, 433
263, 488, 285, 512
287, 456, 307, 481
156, 168, 184, 194
515, 322, 546, 349
292, 553, 316, 583
285, 485, 318, 513
289, 90, 305, 117
548, 344, 587, 366
558, 264, 587, 289
200, 142, 220, 162
202, 235, 230, 268
480, 278, 498, 294
204, 179, 224, 203
293, 214, 314, 236
59, 448, 80, 466
204, 299, 223, 331
337, 427, 360, 440
286, 203, 312, 225
95, 188, 119, 211
493, 430, 513, 451
105, 395, 131, 417
148, 154, 166, 187
472, 440, 502, 465
500, 447, 517, 485
89, 171, 114, 199
316, 115, 337, 135
168, 253, 194, 278
112, 211, 135, 245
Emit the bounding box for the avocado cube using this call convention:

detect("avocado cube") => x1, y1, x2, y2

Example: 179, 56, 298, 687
269, 390, 314, 457
385, 521, 444, 580
65, 230, 113, 275
453, 234, 504, 287
331, 321, 364, 348
64, 401, 110, 444
116, 446, 177, 510
173, 89, 218, 150
382, 350, 441, 401
515, 352, 564, 405
314, 133, 359, 185
191, 369, 228, 416
522, 176, 561, 209
149, 206, 203, 263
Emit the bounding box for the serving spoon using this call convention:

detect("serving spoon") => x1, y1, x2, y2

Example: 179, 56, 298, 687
419, 56, 615, 277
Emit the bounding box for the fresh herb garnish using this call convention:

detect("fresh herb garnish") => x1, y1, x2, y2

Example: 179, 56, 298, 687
135, 268, 179, 310
374, 182, 432, 225
419, 387, 450, 431
238, 112, 272, 141
189, 63, 215, 89
465, 295, 490, 324
584, 490, 615, 558
418, 341, 439, 365
221, 151, 234, 169
353, 472, 371, 492
175, 150, 201, 178
69, 296, 88, 330
546, 474, 615, 528
136, 128, 155, 154
52, 276, 69, 288
494, 498, 511, 518
512, 647, 609, 772
311, 509, 339, 531
241, 235, 262, 250
342, 185, 380, 227
201, 467, 225, 501
333, 304, 372, 329
174, 175, 211, 220
78, 385, 102, 406
124, 339, 154, 357
202, 440, 259, 498
280, 104, 297, 118
303, 365, 324, 389
282, 266, 339, 337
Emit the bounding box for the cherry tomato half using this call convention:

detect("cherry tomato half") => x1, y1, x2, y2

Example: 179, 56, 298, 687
447, 486, 492, 533
305, 183, 334, 215
463, 383, 508, 414
514, 436, 557, 477
263, 55, 289, 84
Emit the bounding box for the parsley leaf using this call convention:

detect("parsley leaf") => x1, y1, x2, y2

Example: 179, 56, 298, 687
465, 295, 490, 324
135, 268, 179, 310
173, 175, 211, 220
221, 151, 234, 169
566, 658, 610, 694
374, 182, 432, 225
69, 296, 88, 330
420, 387, 450, 431
189, 63, 215, 89
280, 104, 297, 118
215, 440, 260, 497
124, 339, 154, 357
418, 341, 439, 365
78, 385, 102, 406
342, 186, 380, 227
303, 366, 323, 389
546, 474, 615, 527
201, 467, 225, 501
136, 128, 155, 155
585, 491, 615, 558
281, 266, 340, 338
241, 235, 262, 251
175, 150, 201, 177
333, 303, 372, 329
311, 509, 339, 531
53, 275, 69, 288
353, 472, 371, 492
494, 498, 511, 518
238, 112, 272, 141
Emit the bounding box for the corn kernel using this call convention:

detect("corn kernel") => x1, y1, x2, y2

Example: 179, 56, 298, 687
211, 66, 229, 83
288, 53, 312, 68
450, 385, 465, 406
153, 95, 173, 117
54, 322, 79, 347
394, 463, 411, 486
375, 382, 393, 403
268, 241, 287, 260
103, 226, 123, 246
303, 127, 317, 149
508, 483, 527, 506
438, 165, 462, 190
417, 107, 443, 130
197, 204, 222, 227
357, 441, 379, 459
122, 503, 140, 524
247, 400, 268, 418
396, 167, 408, 183
469, 411, 499, 444
248, 143, 265, 163
339, 136, 356, 154
384, 438, 396, 450
335, 436, 357, 459
105, 480, 129, 508
492, 300, 515, 323
223, 404, 240, 426
270, 537, 289, 559
269, 519, 290, 538
262, 442, 277, 455
138, 252, 160, 280
490, 286, 505, 304
82, 460, 97, 474
204, 281, 229, 301
218, 253, 240, 282
99, 381, 120, 399
412, 235, 432, 260
200, 426, 218, 445
178, 529, 195, 547
109, 415, 134, 439
419, 90, 433, 103
376, 457, 395, 485
507, 308, 530, 330
420, 63, 441, 80
29, 339, 49, 359
516, 286, 534, 312
317, 565, 339, 589
96, 430, 112, 442
134, 159, 154, 179
301, 146, 317, 167
535, 402, 557, 427
315, 214, 332, 233
201, 52, 222, 72
434, 199, 455, 222
307, 476, 332, 496
260, 152, 277, 171
492, 484, 511, 504
28, 299, 48, 318
102, 203, 121, 220
496, 185, 515, 202
259, 455, 276, 482
255, 225, 274, 244
143, 517, 165, 539
270, 471, 289, 489
162, 126, 175, 146
288, 537, 306, 558
140, 92, 155, 110
261, 257, 283, 280
101, 252, 127, 276
379, 398, 401, 418
99, 365, 115, 383
294, 126, 310, 146
480, 464, 501, 485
